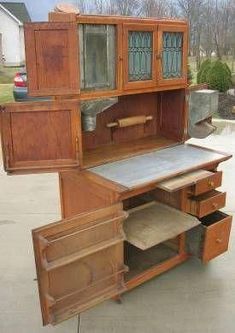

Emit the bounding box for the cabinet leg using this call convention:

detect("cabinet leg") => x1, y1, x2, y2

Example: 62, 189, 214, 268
112, 294, 122, 304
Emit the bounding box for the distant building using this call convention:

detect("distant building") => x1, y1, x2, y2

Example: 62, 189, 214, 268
0, 2, 31, 66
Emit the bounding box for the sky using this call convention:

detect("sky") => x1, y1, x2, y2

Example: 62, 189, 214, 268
0, 0, 70, 21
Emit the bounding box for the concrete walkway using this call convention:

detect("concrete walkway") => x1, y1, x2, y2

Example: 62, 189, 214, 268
0, 119, 235, 333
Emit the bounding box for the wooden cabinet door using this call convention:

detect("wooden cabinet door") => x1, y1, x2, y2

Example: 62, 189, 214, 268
32, 203, 127, 325
24, 22, 79, 96
157, 24, 188, 87
0, 100, 81, 174
123, 23, 157, 91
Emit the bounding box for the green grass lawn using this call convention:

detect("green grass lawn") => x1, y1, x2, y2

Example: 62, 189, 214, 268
0, 65, 19, 84
0, 84, 14, 104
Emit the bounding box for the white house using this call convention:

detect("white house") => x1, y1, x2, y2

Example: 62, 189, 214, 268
0, 2, 31, 66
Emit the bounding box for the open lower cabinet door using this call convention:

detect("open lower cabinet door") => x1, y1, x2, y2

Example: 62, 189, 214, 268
0, 100, 81, 174
32, 203, 128, 325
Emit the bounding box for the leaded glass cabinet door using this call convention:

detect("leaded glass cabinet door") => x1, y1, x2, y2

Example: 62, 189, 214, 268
123, 24, 157, 90
158, 25, 188, 86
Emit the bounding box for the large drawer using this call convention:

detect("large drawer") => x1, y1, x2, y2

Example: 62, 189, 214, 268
190, 171, 222, 196
186, 190, 226, 218
187, 211, 232, 263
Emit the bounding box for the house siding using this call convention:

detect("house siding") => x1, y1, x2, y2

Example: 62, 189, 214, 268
0, 7, 24, 66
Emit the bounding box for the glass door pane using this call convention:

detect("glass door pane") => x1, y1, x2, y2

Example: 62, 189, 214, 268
79, 24, 116, 91
123, 24, 156, 90
128, 31, 153, 82
162, 32, 183, 79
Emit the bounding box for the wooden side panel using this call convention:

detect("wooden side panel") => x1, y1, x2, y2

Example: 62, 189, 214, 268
24, 22, 79, 96
158, 89, 185, 141
0, 101, 81, 173
32, 204, 128, 325
59, 171, 120, 218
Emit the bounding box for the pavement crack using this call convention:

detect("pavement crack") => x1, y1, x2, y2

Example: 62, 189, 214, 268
77, 315, 80, 333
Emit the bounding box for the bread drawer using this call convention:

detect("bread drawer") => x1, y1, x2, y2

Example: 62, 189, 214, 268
186, 190, 226, 218
187, 211, 232, 263
190, 171, 222, 196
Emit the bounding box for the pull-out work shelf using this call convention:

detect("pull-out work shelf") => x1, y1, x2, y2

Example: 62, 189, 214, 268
124, 202, 200, 250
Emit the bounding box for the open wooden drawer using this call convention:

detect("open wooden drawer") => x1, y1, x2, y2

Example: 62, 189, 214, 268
187, 211, 232, 263
186, 190, 226, 218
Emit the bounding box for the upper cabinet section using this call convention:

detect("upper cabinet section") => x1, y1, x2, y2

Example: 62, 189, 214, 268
157, 24, 188, 86
79, 24, 116, 92
24, 22, 80, 96
123, 24, 157, 90
25, 17, 188, 98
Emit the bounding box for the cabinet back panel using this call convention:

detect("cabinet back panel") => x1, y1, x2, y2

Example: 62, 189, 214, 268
83, 90, 185, 151
83, 93, 158, 150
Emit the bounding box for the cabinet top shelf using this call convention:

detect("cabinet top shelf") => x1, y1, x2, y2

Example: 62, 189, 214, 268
51, 12, 188, 26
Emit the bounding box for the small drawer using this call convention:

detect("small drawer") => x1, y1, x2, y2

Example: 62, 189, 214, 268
187, 211, 232, 263
186, 190, 226, 218
191, 171, 222, 196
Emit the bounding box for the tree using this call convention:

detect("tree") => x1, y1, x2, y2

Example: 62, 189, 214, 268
141, 0, 170, 18
175, 0, 205, 69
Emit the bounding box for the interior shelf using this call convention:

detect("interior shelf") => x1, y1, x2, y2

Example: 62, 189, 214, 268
83, 136, 176, 168
124, 201, 200, 250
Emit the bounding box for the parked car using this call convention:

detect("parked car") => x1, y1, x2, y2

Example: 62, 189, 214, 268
13, 68, 28, 101
13, 68, 49, 101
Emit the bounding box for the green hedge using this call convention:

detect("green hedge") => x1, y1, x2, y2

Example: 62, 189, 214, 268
197, 59, 232, 92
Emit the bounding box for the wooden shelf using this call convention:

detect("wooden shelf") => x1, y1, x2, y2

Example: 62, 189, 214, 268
82, 136, 176, 168
124, 202, 200, 250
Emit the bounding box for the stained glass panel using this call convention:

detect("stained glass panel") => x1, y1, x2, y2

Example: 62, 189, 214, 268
128, 31, 153, 81
162, 32, 183, 79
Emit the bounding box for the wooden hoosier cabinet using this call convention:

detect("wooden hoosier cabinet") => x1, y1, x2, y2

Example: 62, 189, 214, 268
0, 10, 233, 327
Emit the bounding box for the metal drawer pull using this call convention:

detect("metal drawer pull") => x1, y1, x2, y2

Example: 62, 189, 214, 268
208, 180, 215, 187
212, 203, 218, 209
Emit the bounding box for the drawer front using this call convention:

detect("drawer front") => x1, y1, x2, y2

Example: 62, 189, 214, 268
186, 211, 232, 263
186, 190, 226, 218
192, 171, 222, 196
202, 212, 232, 263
